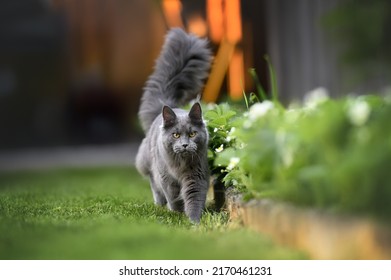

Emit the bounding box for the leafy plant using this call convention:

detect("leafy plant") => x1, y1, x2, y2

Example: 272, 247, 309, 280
205, 76, 391, 221
204, 103, 237, 174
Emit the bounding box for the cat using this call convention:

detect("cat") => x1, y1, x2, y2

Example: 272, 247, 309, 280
135, 28, 212, 223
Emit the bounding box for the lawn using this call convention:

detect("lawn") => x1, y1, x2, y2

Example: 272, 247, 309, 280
0, 167, 305, 260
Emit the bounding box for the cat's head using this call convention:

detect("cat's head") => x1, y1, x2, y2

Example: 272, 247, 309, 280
161, 103, 208, 157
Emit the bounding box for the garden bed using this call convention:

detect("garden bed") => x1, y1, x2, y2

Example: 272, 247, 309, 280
225, 188, 391, 259
204, 90, 391, 259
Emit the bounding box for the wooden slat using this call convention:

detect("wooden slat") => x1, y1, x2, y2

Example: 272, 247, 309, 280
226, 190, 391, 259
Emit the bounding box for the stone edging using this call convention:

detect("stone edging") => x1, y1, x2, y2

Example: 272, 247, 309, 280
226, 189, 391, 259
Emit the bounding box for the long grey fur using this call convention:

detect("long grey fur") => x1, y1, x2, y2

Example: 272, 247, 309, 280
136, 28, 212, 223
138, 28, 212, 133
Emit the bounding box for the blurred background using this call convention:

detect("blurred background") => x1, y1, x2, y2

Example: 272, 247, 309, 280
0, 0, 390, 154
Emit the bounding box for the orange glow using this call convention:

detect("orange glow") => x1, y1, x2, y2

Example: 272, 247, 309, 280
162, 0, 183, 28
207, 0, 224, 43
188, 14, 208, 37
203, 0, 245, 103
228, 49, 245, 100
203, 41, 235, 103
225, 0, 242, 43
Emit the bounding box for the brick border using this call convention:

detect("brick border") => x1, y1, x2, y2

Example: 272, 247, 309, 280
226, 189, 391, 259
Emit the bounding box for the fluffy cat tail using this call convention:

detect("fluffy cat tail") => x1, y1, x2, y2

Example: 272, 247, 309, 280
138, 28, 212, 133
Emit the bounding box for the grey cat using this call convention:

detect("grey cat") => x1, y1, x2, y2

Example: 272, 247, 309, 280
135, 28, 212, 223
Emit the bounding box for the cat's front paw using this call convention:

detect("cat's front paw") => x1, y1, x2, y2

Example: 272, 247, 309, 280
186, 209, 202, 224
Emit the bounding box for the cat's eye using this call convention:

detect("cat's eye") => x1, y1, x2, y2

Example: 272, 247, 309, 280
172, 133, 181, 139
189, 131, 197, 138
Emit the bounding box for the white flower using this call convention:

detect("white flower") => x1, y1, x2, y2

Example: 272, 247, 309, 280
226, 127, 236, 142
213, 127, 218, 133
238, 142, 247, 150
248, 101, 274, 121
276, 129, 294, 167
215, 144, 224, 153
304, 87, 329, 109
227, 157, 240, 170
207, 103, 217, 110
285, 109, 301, 123
348, 100, 371, 126
243, 120, 252, 129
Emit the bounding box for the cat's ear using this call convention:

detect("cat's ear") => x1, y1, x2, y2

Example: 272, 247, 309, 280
162, 106, 177, 127
189, 102, 203, 125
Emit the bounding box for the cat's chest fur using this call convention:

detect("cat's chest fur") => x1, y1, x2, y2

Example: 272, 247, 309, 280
149, 108, 207, 179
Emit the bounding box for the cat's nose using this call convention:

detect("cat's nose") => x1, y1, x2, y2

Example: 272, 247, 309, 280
182, 144, 188, 148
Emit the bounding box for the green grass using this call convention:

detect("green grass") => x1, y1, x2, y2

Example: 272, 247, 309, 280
0, 167, 306, 260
